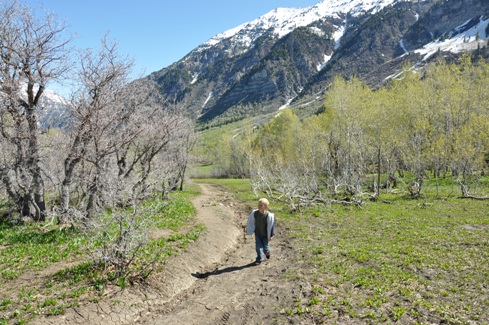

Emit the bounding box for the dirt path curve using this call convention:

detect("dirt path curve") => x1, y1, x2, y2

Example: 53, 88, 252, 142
138, 182, 297, 325
34, 182, 301, 325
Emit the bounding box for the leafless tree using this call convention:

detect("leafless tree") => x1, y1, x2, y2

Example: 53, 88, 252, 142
58, 36, 136, 219
49, 35, 195, 274
58, 35, 194, 223
0, 0, 71, 221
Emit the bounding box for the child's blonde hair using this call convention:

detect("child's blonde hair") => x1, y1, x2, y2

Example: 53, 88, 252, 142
258, 198, 269, 207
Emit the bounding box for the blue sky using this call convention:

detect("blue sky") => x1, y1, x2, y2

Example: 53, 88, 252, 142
25, 0, 320, 78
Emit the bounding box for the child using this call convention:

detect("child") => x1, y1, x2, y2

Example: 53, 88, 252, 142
246, 198, 275, 265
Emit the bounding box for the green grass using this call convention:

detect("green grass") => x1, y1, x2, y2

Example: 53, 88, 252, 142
195, 178, 256, 203
0, 225, 88, 283
209, 177, 489, 324
149, 196, 197, 230
2, 176, 488, 324
286, 197, 488, 323
0, 188, 203, 324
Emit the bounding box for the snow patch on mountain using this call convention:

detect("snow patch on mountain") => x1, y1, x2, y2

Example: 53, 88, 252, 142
399, 39, 408, 54
317, 54, 332, 71
279, 98, 294, 110
415, 17, 489, 60
202, 92, 213, 109
309, 26, 326, 37
19, 84, 72, 128
334, 24, 346, 49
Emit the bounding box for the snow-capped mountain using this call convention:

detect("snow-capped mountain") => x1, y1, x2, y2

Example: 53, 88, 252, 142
202, 0, 397, 50
37, 88, 71, 128
148, 0, 489, 126
17, 83, 72, 128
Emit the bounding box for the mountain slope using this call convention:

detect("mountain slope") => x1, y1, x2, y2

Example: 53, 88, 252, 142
147, 0, 489, 126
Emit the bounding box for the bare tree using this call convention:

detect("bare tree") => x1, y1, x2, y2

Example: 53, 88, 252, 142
0, 0, 71, 221
50, 35, 196, 276
59, 36, 135, 218
57, 35, 195, 224
59, 36, 151, 219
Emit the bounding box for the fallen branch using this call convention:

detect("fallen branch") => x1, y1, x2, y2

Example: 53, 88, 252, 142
457, 195, 489, 200
331, 198, 364, 207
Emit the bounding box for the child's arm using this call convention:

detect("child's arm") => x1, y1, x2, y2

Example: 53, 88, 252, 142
267, 213, 275, 240
246, 211, 255, 235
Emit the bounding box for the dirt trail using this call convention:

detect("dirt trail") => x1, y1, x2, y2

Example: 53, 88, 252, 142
35, 182, 303, 325
139, 182, 297, 325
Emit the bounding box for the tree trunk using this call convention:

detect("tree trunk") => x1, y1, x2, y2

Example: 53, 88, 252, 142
60, 155, 83, 217
376, 147, 381, 199
27, 104, 46, 221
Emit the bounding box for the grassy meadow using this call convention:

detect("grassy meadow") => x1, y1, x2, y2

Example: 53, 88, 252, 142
287, 194, 488, 324
202, 177, 489, 324
1, 174, 488, 324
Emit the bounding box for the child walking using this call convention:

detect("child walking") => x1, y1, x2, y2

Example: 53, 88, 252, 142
246, 198, 275, 265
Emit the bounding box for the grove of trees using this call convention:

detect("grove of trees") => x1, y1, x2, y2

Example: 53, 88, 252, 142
212, 56, 489, 209
0, 1, 194, 276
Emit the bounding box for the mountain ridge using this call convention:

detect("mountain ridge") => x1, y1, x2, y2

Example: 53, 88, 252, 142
201, 0, 399, 50
148, 0, 489, 126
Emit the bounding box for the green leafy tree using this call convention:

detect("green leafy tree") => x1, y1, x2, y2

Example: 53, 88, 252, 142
250, 108, 304, 207
322, 76, 371, 197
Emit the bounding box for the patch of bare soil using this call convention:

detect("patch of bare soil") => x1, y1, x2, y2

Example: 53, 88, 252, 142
33, 182, 306, 325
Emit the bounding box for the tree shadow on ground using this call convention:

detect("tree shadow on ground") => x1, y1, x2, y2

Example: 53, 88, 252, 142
192, 262, 257, 279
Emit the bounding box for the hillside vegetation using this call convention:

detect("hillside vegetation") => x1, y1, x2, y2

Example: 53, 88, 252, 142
1, 176, 488, 324
182, 57, 489, 323
200, 56, 489, 207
